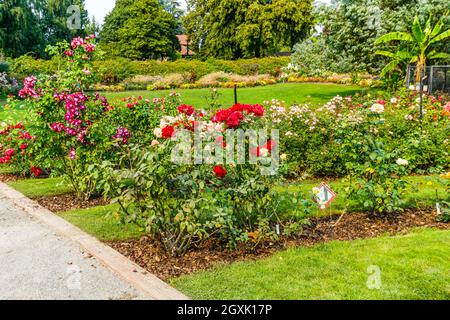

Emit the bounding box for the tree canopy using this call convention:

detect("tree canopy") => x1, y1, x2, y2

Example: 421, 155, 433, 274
0, 0, 90, 57
100, 0, 179, 60
305, 0, 450, 73
183, 0, 314, 59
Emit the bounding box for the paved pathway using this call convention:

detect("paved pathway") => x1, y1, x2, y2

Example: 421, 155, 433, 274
0, 194, 146, 300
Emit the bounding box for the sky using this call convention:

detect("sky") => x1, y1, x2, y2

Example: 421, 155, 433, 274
85, 0, 189, 24
85, 0, 332, 25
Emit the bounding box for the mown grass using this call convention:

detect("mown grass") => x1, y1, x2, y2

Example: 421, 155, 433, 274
172, 228, 450, 300
7, 177, 73, 198
0, 99, 28, 123
277, 175, 446, 217
59, 204, 145, 242
104, 83, 368, 109
0, 83, 369, 123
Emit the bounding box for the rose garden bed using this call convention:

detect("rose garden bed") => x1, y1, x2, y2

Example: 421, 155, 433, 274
109, 207, 448, 281
1, 35, 449, 299
1, 173, 448, 282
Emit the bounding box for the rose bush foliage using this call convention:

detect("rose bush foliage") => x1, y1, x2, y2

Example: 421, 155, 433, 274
99, 102, 311, 256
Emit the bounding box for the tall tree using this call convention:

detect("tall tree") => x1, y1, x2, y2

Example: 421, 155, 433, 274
0, 0, 89, 57
183, 0, 314, 59
312, 0, 450, 73
0, 0, 42, 56
159, 0, 184, 33
42, 0, 90, 45
100, 0, 178, 60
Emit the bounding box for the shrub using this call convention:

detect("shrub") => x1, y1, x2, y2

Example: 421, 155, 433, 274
97, 102, 311, 256
0, 122, 37, 176
9, 55, 290, 85
123, 75, 162, 87
339, 108, 409, 214
0, 61, 10, 73
269, 91, 450, 181
150, 73, 187, 90
197, 72, 274, 87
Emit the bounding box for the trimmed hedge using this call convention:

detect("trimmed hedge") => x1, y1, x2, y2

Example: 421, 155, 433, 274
8, 55, 290, 84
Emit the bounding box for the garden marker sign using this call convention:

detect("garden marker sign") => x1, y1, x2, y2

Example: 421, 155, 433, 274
313, 182, 336, 210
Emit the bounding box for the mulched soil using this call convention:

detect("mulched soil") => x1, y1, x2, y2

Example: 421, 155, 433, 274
35, 193, 109, 212
0, 173, 21, 182
109, 208, 449, 281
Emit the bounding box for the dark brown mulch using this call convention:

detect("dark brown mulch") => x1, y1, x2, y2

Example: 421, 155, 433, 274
35, 193, 109, 212
0, 173, 22, 182
109, 208, 449, 281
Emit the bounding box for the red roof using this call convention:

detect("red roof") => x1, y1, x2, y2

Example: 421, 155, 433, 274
176, 35, 195, 56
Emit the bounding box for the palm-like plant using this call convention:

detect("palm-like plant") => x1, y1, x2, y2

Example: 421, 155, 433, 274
375, 13, 450, 82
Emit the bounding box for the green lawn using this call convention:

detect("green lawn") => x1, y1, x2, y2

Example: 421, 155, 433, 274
277, 175, 446, 217
0, 99, 28, 123
172, 228, 450, 300
104, 83, 368, 109
0, 83, 368, 123
7, 177, 73, 198
60, 204, 145, 242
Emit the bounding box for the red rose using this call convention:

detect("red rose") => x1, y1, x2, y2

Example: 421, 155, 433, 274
226, 111, 243, 128
212, 109, 231, 123
178, 104, 195, 116
4, 148, 15, 157
20, 143, 28, 150
250, 147, 261, 157
251, 104, 265, 117
161, 126, 175, 139
31, 166, 42, 177
265, 139, 277, 151
213, 165, 227, 179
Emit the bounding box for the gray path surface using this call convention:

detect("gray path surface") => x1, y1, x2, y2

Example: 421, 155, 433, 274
0, 195, 146, 300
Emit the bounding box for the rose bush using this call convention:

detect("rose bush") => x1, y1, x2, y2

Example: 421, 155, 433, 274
0, 122, 39, 176
98, 102, 311, 256
269, 90, 450, 180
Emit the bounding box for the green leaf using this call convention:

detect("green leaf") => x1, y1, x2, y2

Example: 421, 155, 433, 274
375, 50, 397, 59
427, 52, 450, 60
429, 18, 443, 39
380, 60, 401, 76
411, 16, 425, 43
375, 32, 414, 45
430, 29, 450, 44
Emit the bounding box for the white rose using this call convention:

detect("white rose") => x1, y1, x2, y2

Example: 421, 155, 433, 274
151, 140, 160, 146
396, 158, 409, 166
153, 128, 163, 138
370, 103, 385, 114
390, 97, 398, 104
260, 148, 270, 157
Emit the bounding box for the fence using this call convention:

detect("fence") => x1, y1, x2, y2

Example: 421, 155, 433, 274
406, 65, 450, 94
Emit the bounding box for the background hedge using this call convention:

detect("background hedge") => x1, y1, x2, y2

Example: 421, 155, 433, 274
8, 56, 289, 84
